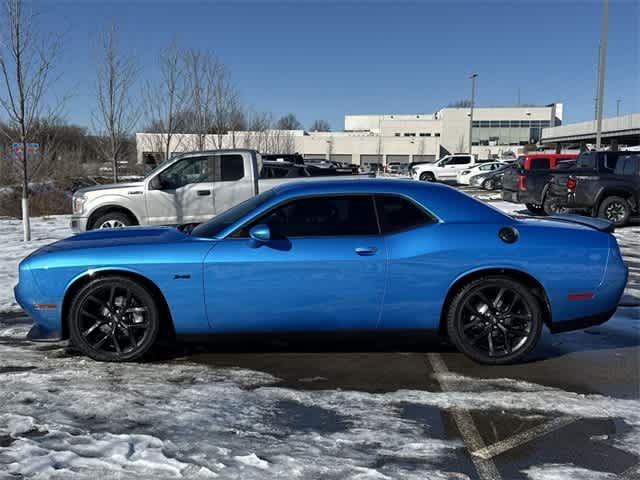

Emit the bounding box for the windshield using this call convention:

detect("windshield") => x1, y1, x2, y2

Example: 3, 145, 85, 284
191, 190, 276, 238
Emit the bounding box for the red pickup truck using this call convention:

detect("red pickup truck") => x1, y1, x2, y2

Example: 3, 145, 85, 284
502, 153, 578, 214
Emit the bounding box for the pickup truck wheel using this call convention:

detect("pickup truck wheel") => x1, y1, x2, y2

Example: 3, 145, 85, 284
93, 212, 133, 230
525, 203, 545, 215
543, 198, 567, 216
419, 172, 435, 182
598, 196, 630, 227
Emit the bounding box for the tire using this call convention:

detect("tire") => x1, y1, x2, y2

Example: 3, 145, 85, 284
91, 211, 133, 230
543, 197, 567, 216
525, 203, 545, 215
69, 276, 160, 362
446, 275, 543, 365
482, 179, 495, 190
598, 196, 630, 227
420, 172, 435, 182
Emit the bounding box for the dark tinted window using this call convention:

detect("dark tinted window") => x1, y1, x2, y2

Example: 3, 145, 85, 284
529, 158, 550, 170
375, 195, 435, 234
217, 154, 244, 181
615, 155, 640, 176
191, 190, 276, 238
450, 156, 471, 165
239, 195, 379, 237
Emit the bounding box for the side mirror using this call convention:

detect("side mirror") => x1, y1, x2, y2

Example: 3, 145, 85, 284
249, 224, 271, 247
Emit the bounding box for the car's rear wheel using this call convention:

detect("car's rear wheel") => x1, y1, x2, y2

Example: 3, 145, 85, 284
482, 179, 495, 190
598, 196, 630, 227
543, 197, 567, 216
69, 276, 160, 362
525, 203, 545, 215
446, 276, 543, 365
420, 172, 435, 182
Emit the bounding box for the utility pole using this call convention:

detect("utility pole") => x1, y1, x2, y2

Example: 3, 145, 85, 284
468, 73, 478, 155
595, 0, 608, 149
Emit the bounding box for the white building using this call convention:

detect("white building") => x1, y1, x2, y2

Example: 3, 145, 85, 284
136, 103, 563, 169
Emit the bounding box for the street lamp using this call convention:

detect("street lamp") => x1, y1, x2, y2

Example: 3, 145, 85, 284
595, 0, 608, 149
616, 98, 621, 116
468, 73, 478, 155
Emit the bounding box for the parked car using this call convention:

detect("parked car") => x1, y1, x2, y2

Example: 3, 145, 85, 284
502, 153, 578, 214
261, 153, 305, 165
17, 179, 627, 365
411, 154, 486, 182
457, 161, 506, 185
70, 149, 360, 232
544, 151, 640, 226
470, 163, 512, 190
260, 161, 310, 179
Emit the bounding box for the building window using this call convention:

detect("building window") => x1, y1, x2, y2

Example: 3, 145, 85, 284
434, 133, 441, 137
403, 133, 416, 137
394, 133, 401, 137
419, 133, 431, 137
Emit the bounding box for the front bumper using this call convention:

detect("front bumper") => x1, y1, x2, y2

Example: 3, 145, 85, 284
14, 279, 63, 342
70, 215, 89, 233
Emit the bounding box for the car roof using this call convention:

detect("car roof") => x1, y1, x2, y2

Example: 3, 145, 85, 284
270, 178, 509, 223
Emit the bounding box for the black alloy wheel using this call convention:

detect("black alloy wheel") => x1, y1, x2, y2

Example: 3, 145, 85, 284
447, 276, 543, 364
69, 276, 160, 361
598, 196, 630, 227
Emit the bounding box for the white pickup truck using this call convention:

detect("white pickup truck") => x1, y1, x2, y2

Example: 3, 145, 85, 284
71, 149, 356, 232
410, 154, 478, 182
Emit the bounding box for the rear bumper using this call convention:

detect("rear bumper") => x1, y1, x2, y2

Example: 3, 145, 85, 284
549, 308, 616, 333
501, 189, 538, 204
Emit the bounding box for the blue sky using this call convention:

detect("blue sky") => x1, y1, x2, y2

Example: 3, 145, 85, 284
39, 0, 638, 131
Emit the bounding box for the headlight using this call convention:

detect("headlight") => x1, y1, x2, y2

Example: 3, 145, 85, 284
461, 170, 470, 175
73, 195, 86, 214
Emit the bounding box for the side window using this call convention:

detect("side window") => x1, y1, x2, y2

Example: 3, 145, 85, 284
375, 195, 435, 234
456, 156, 472, 165
215, 154, 245, 181
156, 156, 212, 189
237, 195, 379, 237
529, 158, 550, 170
601, 153, 620, 173
479, 164, 492, 171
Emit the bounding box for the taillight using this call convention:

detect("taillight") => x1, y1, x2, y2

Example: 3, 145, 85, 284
518, 175, 526, 191
566, 176, 577, 191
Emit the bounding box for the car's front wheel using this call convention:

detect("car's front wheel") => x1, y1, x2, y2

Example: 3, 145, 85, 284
69, 276, 160, 361
92, 211, 134, 230
598, 196, 630, 227
482, 179, 495, 190
446, 276, 543, 364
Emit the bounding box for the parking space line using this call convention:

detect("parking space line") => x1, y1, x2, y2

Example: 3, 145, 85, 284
427, 353, 503, 480
471, 416, 576, 460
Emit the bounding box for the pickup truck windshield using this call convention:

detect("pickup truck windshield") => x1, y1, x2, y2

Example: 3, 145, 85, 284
191, 190, 275, 238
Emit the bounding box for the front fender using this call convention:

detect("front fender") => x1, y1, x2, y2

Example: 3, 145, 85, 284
84, 193, 145, 225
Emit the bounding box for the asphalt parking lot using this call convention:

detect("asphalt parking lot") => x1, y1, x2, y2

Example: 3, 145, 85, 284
0, 193, 638, 480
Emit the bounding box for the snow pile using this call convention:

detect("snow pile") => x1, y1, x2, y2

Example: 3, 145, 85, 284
0, 215, 70, 313
523, 463, 619, 480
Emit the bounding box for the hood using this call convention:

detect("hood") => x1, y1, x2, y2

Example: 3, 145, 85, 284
34, 226, 191, 255
75, 181, 145, 196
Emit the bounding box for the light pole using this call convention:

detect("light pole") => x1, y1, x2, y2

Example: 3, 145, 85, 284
595, 0, 608, 149
616, 98, 621, 116
468, 73, 478, 155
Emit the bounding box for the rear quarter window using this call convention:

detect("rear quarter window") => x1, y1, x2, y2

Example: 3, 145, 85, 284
374, 195, 436, 234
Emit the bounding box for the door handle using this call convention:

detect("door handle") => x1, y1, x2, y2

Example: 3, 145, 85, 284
197, 190, 211, 196
355, 247, 378, 256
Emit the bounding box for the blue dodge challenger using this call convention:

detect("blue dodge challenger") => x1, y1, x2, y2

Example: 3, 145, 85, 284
15, 179, 627, 364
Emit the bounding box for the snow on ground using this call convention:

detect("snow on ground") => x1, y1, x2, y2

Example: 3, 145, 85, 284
0, 320, 639, 479
0, 215, 70, 313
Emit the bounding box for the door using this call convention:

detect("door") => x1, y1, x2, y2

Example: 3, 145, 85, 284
145, 155, 215, 225
440, 156, 472, 179
203, 195, 387, 333
211, 153, 254, 215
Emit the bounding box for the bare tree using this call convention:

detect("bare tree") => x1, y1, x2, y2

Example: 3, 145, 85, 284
182, 49, 220, 151
0, 0, 62, 240
92, 24, 139, 182
228, 101, 246, 148
276, 113, 302, 130
210, 63, 239, 149
143, 38, 187, 162
309, 119, 330, 132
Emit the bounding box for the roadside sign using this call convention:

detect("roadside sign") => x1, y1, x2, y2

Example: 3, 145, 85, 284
11, 143, 40, 162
